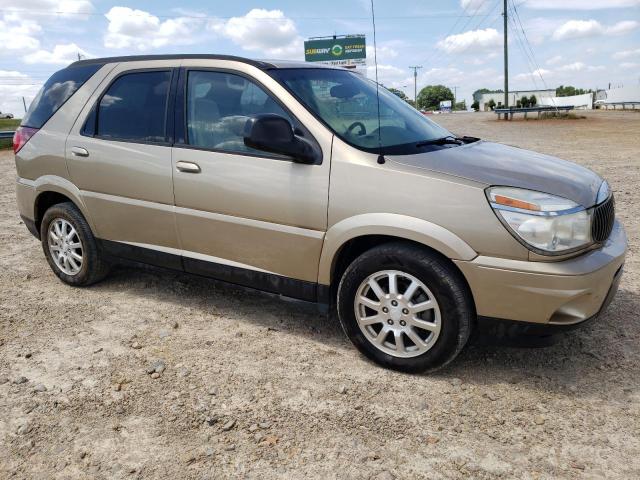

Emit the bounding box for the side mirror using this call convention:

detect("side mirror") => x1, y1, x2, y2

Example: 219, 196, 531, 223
243, 114, 319, 164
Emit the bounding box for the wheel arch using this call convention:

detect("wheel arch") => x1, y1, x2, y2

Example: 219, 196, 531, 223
319, 213, 478, 289
33, 177, 95, 235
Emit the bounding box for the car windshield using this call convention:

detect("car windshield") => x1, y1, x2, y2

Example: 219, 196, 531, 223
270, 68, 452, 154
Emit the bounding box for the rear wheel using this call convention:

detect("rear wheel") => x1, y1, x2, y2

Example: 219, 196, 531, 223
337, 242, 474, 372
40, 202, 109, 286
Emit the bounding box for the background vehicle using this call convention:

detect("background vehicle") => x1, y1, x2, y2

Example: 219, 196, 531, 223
13, 55, 626, 372
0, 111, 14, 119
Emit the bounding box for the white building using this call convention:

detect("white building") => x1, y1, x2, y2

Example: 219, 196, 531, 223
475, 89, 555, 111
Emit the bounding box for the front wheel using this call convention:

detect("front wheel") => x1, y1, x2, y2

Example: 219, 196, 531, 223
337, 242, 474, 373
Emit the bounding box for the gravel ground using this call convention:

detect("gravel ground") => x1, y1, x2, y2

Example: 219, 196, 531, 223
1, 111, 638, 479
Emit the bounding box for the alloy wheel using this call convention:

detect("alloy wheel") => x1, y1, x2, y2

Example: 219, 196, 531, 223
354, 270, 441, 358
48, 218, 83, 276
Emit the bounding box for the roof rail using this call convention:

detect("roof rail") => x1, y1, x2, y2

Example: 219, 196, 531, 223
70, 54, 275, 70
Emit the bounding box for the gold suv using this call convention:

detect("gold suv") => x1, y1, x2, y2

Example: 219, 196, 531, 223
13, 55, 626, 371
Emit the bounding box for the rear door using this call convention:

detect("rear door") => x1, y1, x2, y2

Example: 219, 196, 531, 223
171, 62, 333, 298
66, 61, 181, 266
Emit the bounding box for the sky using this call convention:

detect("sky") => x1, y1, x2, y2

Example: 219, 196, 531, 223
0, 0, 639, 115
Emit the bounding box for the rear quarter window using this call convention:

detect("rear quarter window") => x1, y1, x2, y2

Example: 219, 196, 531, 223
21, 64, 102, 129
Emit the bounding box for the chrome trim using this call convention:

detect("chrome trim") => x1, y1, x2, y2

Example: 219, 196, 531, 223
596, 180, 611, 205
489, 202, 586, 217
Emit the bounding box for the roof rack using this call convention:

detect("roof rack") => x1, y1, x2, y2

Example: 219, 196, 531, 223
70, 54, 275, 70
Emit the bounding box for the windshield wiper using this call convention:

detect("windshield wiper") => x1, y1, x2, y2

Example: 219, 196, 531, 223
415, 135, 480, 148
415, 136, 462, 148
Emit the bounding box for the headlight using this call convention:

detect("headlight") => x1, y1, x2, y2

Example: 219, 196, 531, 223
487, 186, 592, 254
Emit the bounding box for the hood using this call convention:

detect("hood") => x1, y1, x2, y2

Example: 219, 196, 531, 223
387, 140, 603, 208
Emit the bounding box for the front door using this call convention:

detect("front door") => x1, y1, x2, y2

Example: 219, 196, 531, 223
171, 67, 331, 299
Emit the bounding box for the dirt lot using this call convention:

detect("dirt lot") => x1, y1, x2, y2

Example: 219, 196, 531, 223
1, 111, 639, 479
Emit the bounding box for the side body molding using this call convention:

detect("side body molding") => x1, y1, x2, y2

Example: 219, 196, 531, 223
318, 213, 478, 285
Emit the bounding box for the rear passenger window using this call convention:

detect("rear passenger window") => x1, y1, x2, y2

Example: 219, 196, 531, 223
186, 70, 293, 155
22, 63, 101, 129
96, 71, 171, 143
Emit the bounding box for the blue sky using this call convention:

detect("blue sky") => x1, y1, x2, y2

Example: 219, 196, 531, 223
0, 0, 639, 115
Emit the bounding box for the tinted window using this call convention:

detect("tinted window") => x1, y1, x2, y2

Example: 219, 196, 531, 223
97, 71, 171, 143
186, 70, 293, 155
22, 64, 102, 129
271, 68, 451, 155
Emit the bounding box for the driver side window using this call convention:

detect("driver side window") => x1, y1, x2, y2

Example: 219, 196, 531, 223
186, 70, 294, 155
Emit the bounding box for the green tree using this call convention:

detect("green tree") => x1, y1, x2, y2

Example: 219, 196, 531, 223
487, 99, 497, 111
520, 95, 529, 108
455, 100, 466, 111
387, 87, 408, 101
556, 85, 592, 97
472, 88, 503, 103
471, 100, 480, 111
529, 95, 537, 106
417, 85, 454, 110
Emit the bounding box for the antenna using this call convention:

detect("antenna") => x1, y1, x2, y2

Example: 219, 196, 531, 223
370, 0, 384, 164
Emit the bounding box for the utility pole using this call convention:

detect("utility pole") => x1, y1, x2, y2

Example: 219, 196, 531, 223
453, 86, 459, 110
503, 0, 509, 110
409, 66, 422, 107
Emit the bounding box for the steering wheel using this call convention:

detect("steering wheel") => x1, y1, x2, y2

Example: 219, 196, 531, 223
346, 121, 366, 137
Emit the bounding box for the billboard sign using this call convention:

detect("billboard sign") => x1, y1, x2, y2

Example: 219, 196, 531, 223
304, 35, 366, 67
439, 100, 452, 112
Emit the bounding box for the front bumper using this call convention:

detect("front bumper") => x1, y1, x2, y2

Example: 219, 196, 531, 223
455, 220, 627, 325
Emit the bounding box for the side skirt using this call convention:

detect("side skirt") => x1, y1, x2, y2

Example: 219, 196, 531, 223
98, 239, 328, 306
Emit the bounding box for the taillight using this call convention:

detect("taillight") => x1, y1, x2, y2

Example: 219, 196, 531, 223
13, 126, 39, 154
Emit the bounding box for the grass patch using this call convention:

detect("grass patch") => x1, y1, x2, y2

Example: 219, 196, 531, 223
0, 118, 20, 150
0, 118, 20, 129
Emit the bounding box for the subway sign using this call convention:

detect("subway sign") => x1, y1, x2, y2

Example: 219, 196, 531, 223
304, 36, 366, 64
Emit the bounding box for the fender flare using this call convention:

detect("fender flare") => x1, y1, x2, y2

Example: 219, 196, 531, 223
33, 176, 97, 233
318, 213, 477, 285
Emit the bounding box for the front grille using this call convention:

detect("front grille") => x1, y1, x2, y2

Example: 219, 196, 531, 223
592, 194, 615, 243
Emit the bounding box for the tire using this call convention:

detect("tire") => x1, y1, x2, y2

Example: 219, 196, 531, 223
40, 202, 109, 286
337, 242, 474, 373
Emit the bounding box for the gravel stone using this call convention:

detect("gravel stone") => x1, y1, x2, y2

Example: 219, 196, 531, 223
221, 419, 236, 431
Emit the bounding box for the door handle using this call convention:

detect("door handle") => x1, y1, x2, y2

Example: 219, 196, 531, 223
176, 161, 201, 173
71, 146, 89, 157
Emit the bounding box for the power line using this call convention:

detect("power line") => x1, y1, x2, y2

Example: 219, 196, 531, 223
507, 11, 541, 92
422, 1, 502, 104
0, 8, 489, 21
509, 0, 558, 112
510, 0, 550, 91
415, 0, 500, 70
